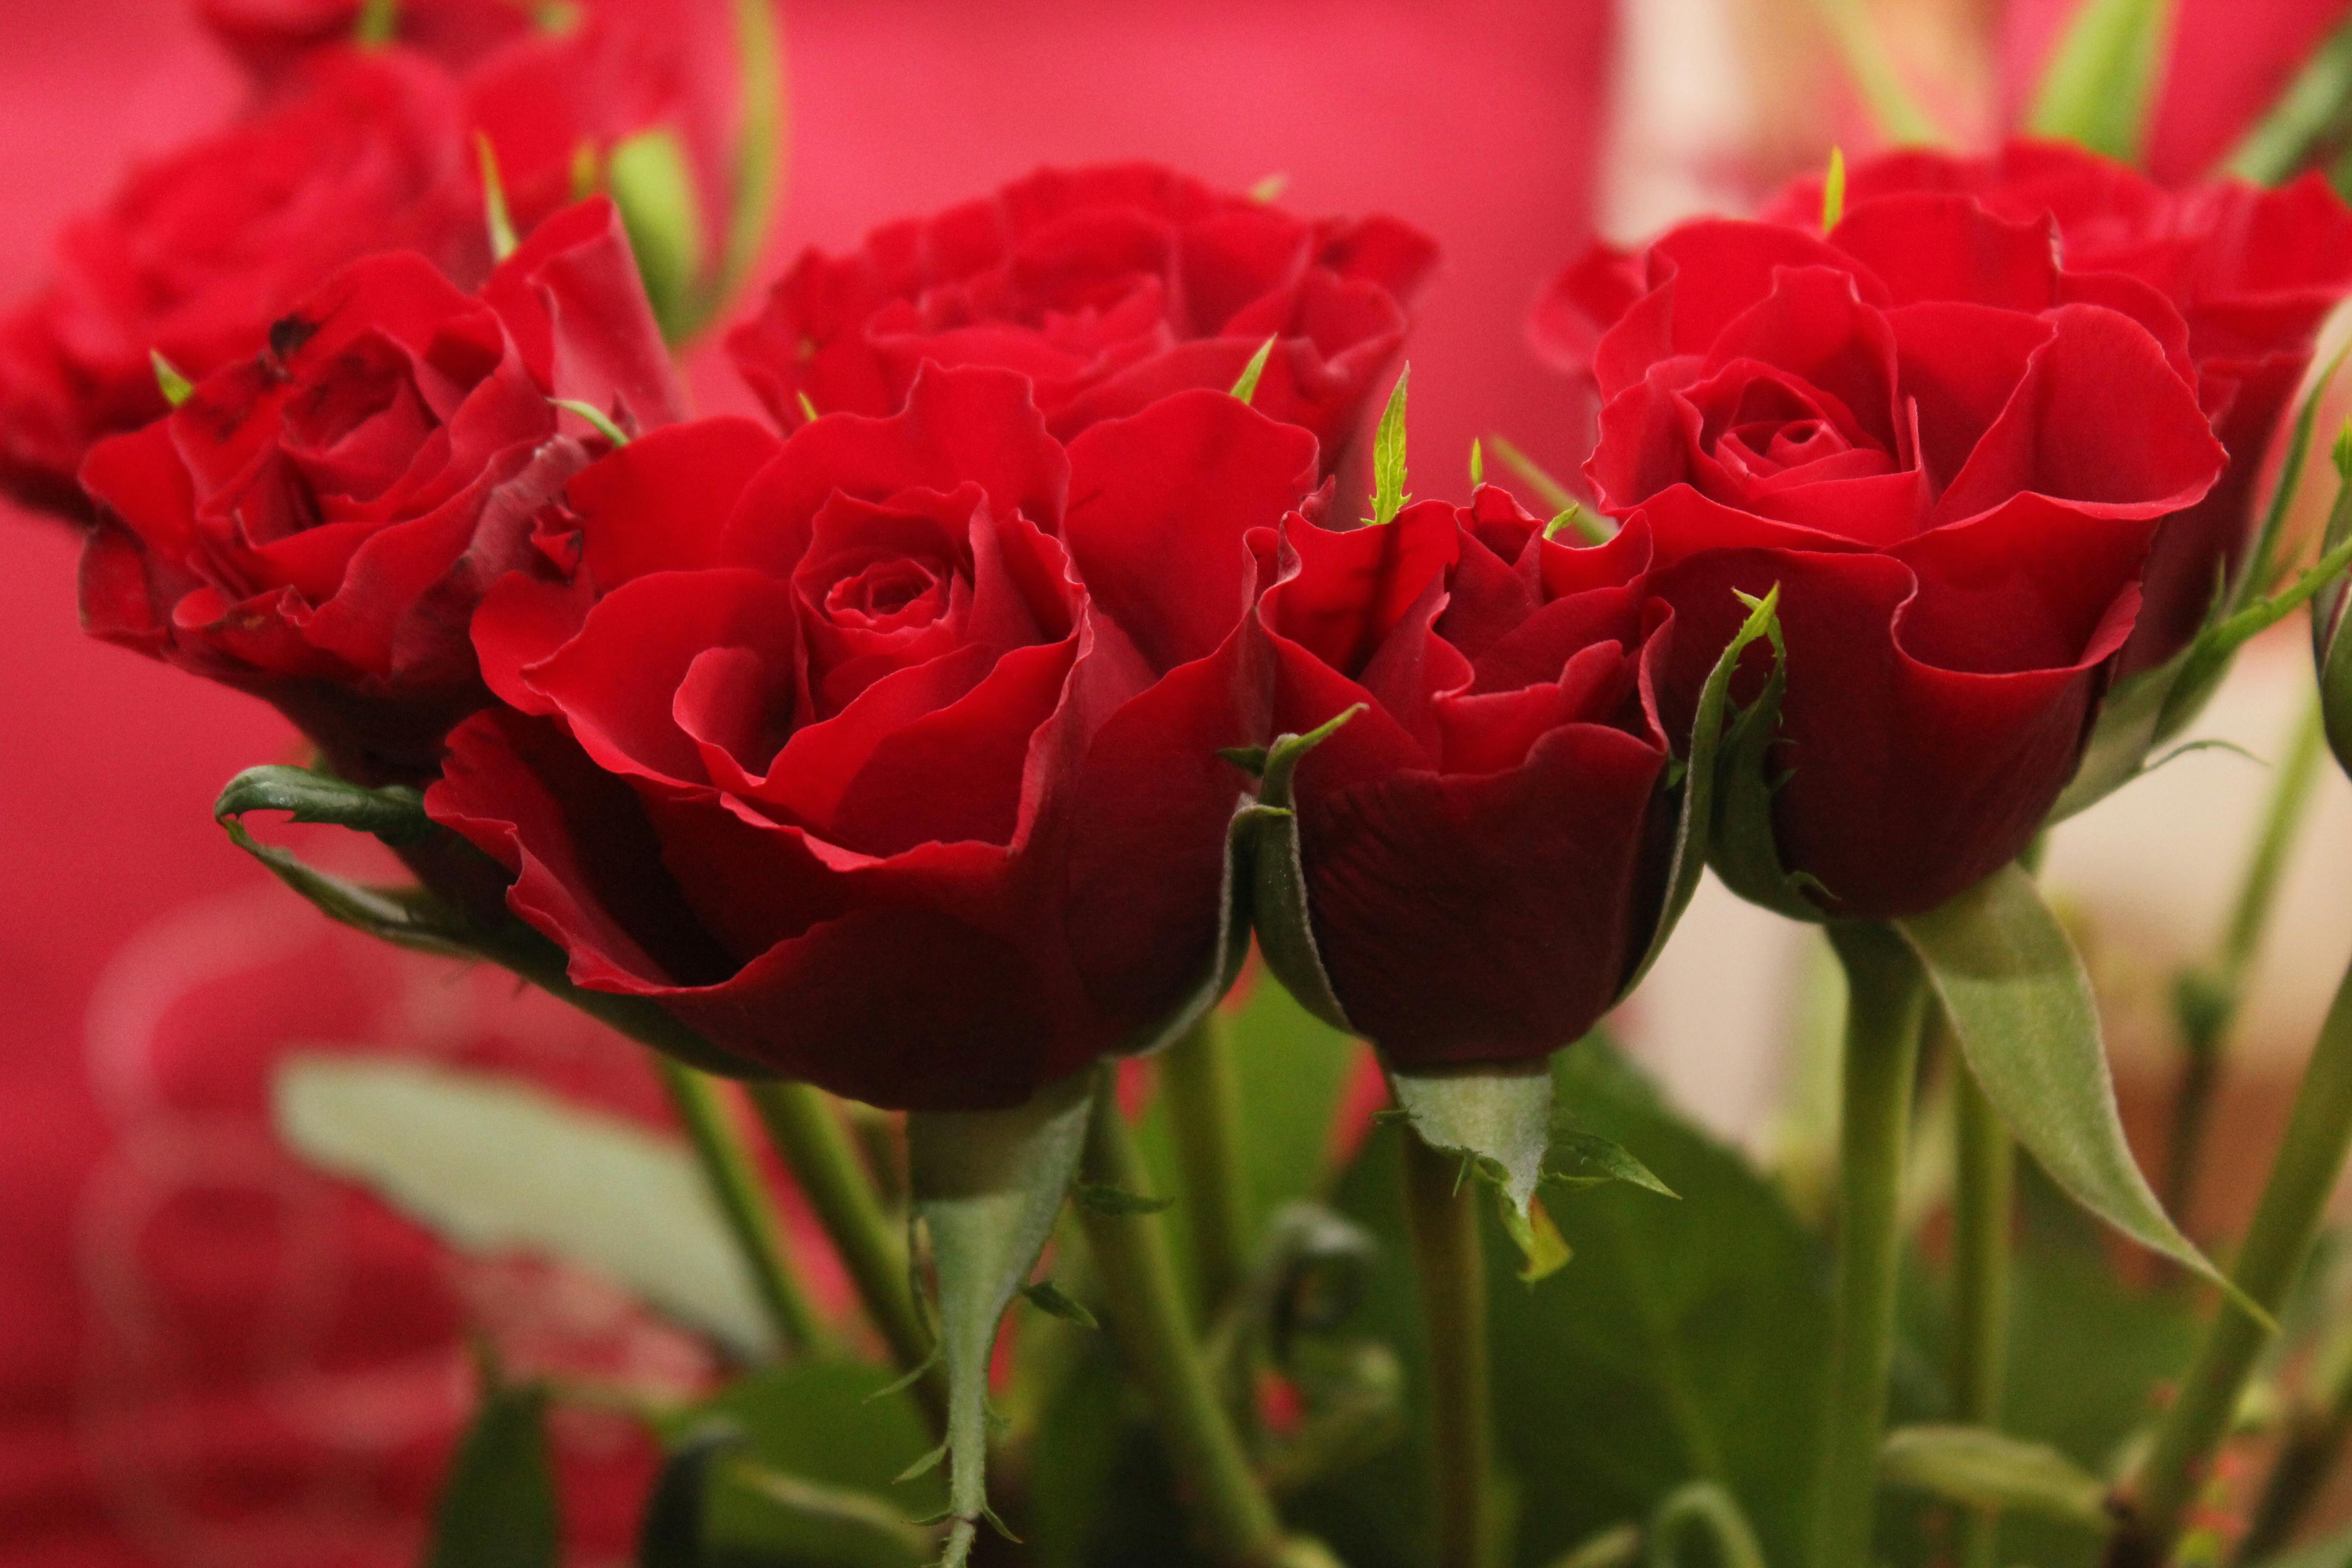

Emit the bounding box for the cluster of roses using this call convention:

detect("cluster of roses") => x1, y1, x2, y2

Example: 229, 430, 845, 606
43, 20, 2352, 1116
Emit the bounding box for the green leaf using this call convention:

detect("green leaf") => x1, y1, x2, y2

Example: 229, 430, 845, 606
637, 1423, 745, 1568
1021, 1279, 1100, 1329
1623, 584, 1783, 993
1878, 1425, 2109, 1528
1648, 1481, 1769, 1568
474, 132, 519, 263
1230, 336, 1277, 405
906, 1072, 1097, 1568
274, 1055, 776, 1358
216, 764, 431, 846
1896, 866, 2255, 1318
2250, 1522, 2352, 1568
1247, 707, 1366, 1034
2026, 0, 2176, 162
610, 127, 712, 343
550, 398, 632, 446
1287, 1039, 1831, 1568
426, 1379, 559, 1568
150, 349, 194, 408
716, 1462, 941, 1567
1369, 365, 1410, 525
2158, 528, 2352, 740
2224, 16, 2352, 183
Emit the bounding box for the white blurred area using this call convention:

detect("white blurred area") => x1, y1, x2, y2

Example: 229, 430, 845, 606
1594, 0, 2352, 1154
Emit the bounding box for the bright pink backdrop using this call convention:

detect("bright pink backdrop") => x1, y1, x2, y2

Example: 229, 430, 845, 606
0, 3, 1615, 1560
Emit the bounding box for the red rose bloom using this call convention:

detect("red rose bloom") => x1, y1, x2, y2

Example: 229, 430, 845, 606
427, 368, 1318, 1108
1544, 195, 2225, 917
0, 47, 486, 521
78, 199, 683, 786
1259, 491, 1672, 1068
199, 0, 539, 77
725, 163, 1438, 475
1756, 141, 2352, 671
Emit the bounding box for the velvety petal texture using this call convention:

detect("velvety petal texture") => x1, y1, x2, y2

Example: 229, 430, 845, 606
428, 368, 1318, 1109
726, 162, 1439, 476
1539, 174, 2234, 919
78, 199, 680, 785
1258, 489, 1674, 1070
1754, 140, 2352, 672
0, 47, 485, 522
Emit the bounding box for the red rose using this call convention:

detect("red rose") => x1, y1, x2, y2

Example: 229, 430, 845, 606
1545, 195, 2225, 917
1757, 141, 2352, 671
199, 0, 539, 77
1259, 490, 1672, 1068
0, 47, 487, 522
78, 199, 683, 787
427, 367, 1318, 1108
725, 163, 1438, 475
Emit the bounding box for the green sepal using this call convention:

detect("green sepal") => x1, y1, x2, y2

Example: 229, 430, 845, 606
1622, 583, 1783, 994
1019, 1279, 1100, 1329
609, 127, 712, 344
1895, 865, 2261, 1322
1244, 706, 1365, 1034
474, 132, 519, 263
2315, 424, 2352, 777
1391, 1064, 1564, 1280
1704, 588, 1829, 920
1820, 145, 1847, 232
216, 763, 776, 1080
150, 349, 194, 408
1547, 1130, 1676, 1198
796, 390, 821, 423
2224, 16, 2352, 183
905, 1072, 1097, 1568
1070, 1182, 1173, 1216
1877, 1424, 2109, 1529
1230, 335, 1277, 405
216, 763, 431, 847
550, 397, 632, 447
425, 1371, 559, 1568
1216, 744, 1270, 778
1469, 436, 1485, 487
1368, 365, 1410, 525
2026, 0, 2176, 163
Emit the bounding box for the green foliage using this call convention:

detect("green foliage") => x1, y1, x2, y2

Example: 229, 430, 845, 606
273, 1055, 776, 1358
1247, 707, 1365, 1034
2027, 0, 2176, 162
216, 764, 430, 846
1877, 1426, 2106, 1526
1290, 1041, 1831, 1568
426, 1377, 559, 1568
1897, 867, 2245, 1311
1231, 337, 1278, 405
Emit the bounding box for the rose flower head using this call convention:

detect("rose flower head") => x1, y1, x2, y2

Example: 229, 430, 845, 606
429, 367, 1321, 1108
0, 47, 488, 522
79, 199, 684, 787
1252, 490, 1675, 1070
1756, 140, 2352, 672
726, 163, 1437, 475
1541, 189, 2225, 918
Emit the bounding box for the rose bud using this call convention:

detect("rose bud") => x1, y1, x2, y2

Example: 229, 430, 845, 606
1250, 490, 1674, 1069
1546, 192, 2225, 918
427, 368, 1319, 1109
725, 163, 1437, 475
1751, 141, 2352, 673
0, 47, 486, 523
78, 198, 684, 789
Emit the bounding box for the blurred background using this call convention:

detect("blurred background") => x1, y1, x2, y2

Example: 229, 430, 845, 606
6, 0, 2352, 1562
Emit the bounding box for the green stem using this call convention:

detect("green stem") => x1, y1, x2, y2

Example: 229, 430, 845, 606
2238, 1354, 2352, 1563
744, 1082, 932, 1381
1161, 1011, 1255, 1320
1950, 1039, 2014, 1568
652, 1057, 826, 1358
2124, 952, 2352, 1563
1812, 922, 1931, 1568
2165, 697, 2328, 1220
1075, 1065, 1289, 1567
1402, 1128, 1495, 1568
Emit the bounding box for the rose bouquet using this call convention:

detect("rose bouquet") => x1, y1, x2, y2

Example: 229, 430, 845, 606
29, 4, 2352, 1568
